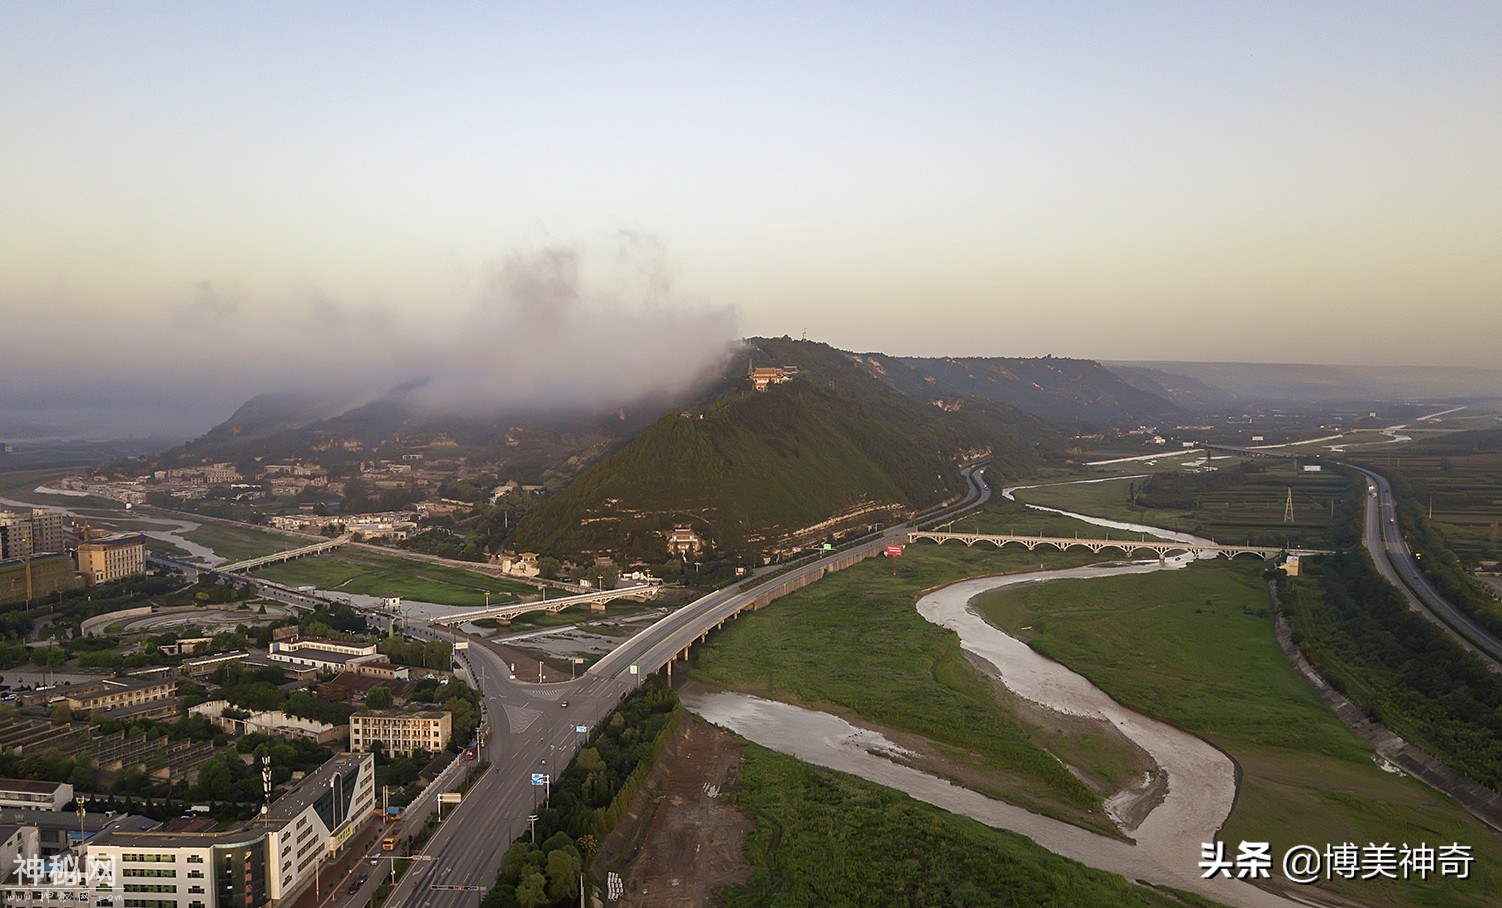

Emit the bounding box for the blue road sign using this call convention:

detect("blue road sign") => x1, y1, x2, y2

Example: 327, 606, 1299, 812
530, 773, 545, 786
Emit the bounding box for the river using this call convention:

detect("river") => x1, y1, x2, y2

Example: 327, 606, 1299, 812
0, 492, 224, 565
686, 480, 1317, 908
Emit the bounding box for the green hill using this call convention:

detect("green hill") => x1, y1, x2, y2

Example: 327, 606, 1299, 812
510, 338, 1055, 562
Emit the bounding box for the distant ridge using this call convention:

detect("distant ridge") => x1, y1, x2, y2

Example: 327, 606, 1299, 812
1104, 361, 1502, 409
850, 353, 1180, 429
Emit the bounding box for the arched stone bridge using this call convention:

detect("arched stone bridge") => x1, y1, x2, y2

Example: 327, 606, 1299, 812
905, 531, 1331, 562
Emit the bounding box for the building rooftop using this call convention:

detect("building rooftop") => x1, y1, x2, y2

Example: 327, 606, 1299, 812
289, 637, 375, 651
94, 697, 183, 722
267, 752, 368, 822
271, 648, 369, 666
0, 779, 68, 795
76, 534, 146, 549
356, 709, 448, 720
0, 808, 154, 835
92, 753, 371, 849
183, 650, 250, 667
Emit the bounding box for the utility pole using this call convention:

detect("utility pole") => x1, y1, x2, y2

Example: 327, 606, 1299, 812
1283, 488, 1295, 524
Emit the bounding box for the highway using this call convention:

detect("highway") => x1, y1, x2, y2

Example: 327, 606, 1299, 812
325, 464, 992, 908
1354, 466, 1502, 669
589, 464, 991, 683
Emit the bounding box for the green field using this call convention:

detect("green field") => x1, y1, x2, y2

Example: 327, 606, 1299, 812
975, 559, 1502, 907
718, 743, 1215, 908
171, 519, 311, 563
1013, 459, 1351, 548
689, 542, 1139, 836
252, 548, 535, 606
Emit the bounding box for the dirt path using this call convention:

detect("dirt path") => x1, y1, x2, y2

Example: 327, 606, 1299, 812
594, 714, 753, 906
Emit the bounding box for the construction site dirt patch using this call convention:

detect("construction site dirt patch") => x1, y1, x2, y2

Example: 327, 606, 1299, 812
594, 713, 753, 906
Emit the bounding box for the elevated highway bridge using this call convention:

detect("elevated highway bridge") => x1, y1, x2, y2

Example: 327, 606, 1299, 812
219, 534, 352, 572
427, 584, 663, 626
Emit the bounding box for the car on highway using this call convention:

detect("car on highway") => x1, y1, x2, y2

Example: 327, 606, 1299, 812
559, 700, 568, 708
347, 874, 367, 894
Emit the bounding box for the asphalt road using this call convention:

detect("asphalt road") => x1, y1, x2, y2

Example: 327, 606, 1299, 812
1355, 466, 1502, 669
347, 464, 993, 908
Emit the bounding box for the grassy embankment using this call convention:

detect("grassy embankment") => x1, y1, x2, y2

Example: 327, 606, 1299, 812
717, 745, 1218, 908
976, 559, 1502, 908
252, 548, 534, 607
688, 523, 1142, 838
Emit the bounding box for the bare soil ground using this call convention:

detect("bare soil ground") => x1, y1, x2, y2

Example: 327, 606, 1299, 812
594, 714, 754, 907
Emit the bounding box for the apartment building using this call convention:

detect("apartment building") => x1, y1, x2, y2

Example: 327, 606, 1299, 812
75, 535, 146, 585
62, 678, 177, 714
349, 710, 451, 757
0, 511, 65, 559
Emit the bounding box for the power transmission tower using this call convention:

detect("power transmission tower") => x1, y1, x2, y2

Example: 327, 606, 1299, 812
1283, 488, 1294, 524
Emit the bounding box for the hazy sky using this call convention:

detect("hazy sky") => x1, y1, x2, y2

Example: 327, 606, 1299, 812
3, 3, 1500, 435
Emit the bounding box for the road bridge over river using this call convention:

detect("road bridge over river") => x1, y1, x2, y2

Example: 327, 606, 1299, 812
219, 534, 352, 572
426, 583, 664, 626
905, 530, 1331, 562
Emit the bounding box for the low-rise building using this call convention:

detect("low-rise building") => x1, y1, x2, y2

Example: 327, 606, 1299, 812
180, 651, 251, 679
157, 638, 213, 657
349, 709, 451, 757
62, 678, 177, 714
666, 526, 702, 556
267, 638, 382, 674
188, 702, 346, 747
75, 535, 147, 585
314, 674, 415, 707
0, 781, 71, 812
749, 364, 798, 391
349, 659, 409, 682
94, 696, 184, 724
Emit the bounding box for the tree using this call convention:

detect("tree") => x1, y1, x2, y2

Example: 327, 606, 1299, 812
49, 703, 73, 723
70, 762, 94, 791
514, 873, 548, 908
545, 849, 581, 902
537, 557, 561, 581
365, 686, 393, 710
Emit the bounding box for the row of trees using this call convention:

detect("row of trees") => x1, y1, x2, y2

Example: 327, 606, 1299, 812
481, 681, 679, 908
1286, 551, 1502, 790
